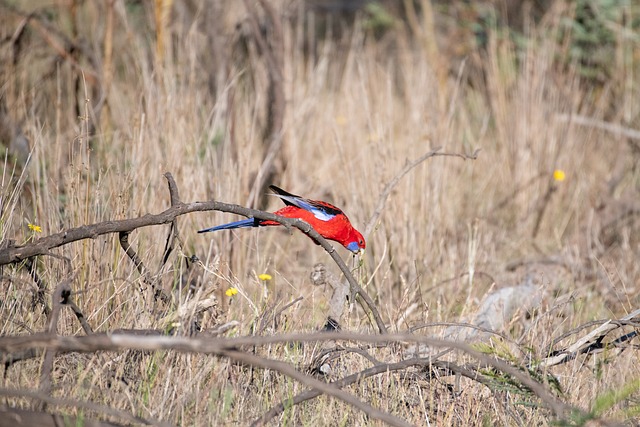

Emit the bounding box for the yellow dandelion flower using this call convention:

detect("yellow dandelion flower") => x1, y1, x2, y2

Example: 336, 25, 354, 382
28, 223, 42, 233
225, 287, 238, 297
258, 273, 272, 281
553, 169, 566, 182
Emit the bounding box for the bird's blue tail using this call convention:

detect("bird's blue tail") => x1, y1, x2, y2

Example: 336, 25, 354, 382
198, 218, 259, 233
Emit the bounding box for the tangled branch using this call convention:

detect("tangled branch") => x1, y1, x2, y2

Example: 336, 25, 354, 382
0, 173, 387, 333
0, 330, 575, 419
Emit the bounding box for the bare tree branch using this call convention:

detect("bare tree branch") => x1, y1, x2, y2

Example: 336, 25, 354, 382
222, 349, 412, 427
540, 307, 640, 367
160, 172, 182, 266
0, 388, 172, 427
118, 230, 170, 304
0, 174, 387, 333
254, 357, 495, 426
61, 288, 93, 335
0, 330, 574, 419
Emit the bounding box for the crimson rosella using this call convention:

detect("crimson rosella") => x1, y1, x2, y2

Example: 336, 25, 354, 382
198, 185, 366, 253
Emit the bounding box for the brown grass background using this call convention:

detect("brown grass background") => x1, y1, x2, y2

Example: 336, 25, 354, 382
1, 0, 639, 425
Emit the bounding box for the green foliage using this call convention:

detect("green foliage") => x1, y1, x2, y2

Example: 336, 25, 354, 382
474, 339, 563, 402
142, 353, 161, 406
558, 377, 640, 426
479, 366, 535, 397
591, 377, 640, 418
472, 338, 519, 364
448, 0, 639, 84
221, 386, 235, 418
560, 0, 640, 80
363, 2, 395, 36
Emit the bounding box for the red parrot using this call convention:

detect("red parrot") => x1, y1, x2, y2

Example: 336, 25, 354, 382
198, 185, 366, 253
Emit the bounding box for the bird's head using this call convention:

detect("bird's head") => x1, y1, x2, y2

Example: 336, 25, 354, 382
345, 229, 366, 254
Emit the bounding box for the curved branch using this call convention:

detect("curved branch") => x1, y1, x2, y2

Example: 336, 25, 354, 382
0, 331, 574, 419
0, 174, 387, 333
160, 172, 182, 266
118, 230, 170, 303
364, 147, 480, 238
0, 201, 312, 265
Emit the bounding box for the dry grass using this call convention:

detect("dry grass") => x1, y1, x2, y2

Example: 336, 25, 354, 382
1, 1, 639, 426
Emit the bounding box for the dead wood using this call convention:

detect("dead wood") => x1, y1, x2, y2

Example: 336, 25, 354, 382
540, 308, 640, 367
0, 330, 575, 420
0, 408, 125, 427
0, 173, 387, 333
0, 388, 170, 426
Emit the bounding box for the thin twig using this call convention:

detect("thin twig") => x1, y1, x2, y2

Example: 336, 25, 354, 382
556, 114, 640, 140
310, 345, 383, 368
272, 296, 304, 321
61, 289, 93, 335
118, 231, 149, 280
117, 197, 172, 306
363, 147, 480, 238
23, 257, 50, 316
118, 230, 170, 304
255, 296, 304, 335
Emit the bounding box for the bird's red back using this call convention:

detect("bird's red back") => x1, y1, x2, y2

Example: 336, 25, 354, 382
263, 205, 365, 250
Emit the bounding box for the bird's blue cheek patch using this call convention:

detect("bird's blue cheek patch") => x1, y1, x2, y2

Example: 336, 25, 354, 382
346, 242, 360, 253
